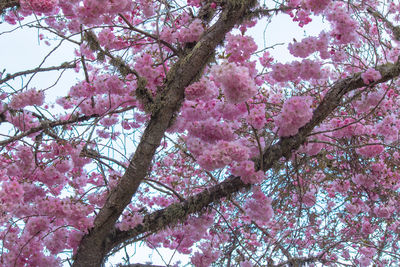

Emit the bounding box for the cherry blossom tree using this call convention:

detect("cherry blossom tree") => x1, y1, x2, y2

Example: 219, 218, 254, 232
2, 0, 400, 266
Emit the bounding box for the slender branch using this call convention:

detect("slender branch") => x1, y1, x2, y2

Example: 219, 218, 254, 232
367, 7, 400, 41
118, 14, 179, 55
106, 60, 400, 253
0, 62, 76, 85
0, 106, 134, 147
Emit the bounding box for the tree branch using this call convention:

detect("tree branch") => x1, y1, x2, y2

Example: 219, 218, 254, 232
106, 60, 400, 253
0, 0, 18, 14
0, 106, 134, 147
72, 2, 257, 266
0, 62, 76, 85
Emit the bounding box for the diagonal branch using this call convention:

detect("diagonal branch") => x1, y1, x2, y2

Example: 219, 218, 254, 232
71, 2, 257, 266
106, 60, 400, 253
0, 106, 134, 147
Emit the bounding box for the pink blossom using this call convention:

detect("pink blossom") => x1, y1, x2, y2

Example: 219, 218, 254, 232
356, 145, 384, 157
246, 103, 266, 129
259, 51, 273, 67
185, 78, 218, 101
361, 220, 374, 235
9, 88, 45, 109
225, 33, 257, 62
231, 160, 264, 184
117, 213, 143, 231
271, 60, 322, 82
211, 62, 257, 104
177, 19, 204, 43
191, 245, 220, 267
20, 0, 58, 13
244, 187, 274, 225
326, 3, 359, 44
352, 173, 375, 189
240, 260, 253, 267
303, 0, 331, 14
197, 141, 249, 171
274, 96, 314, 137
303, 188, 317, 207
188, 118, 237, 143
361, 68, 382, 85
100, 115, 119, 127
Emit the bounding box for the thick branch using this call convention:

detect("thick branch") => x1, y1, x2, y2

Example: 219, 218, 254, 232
0, 0, 18, 14
107, 60, 400, 251
72, 2, 256, 266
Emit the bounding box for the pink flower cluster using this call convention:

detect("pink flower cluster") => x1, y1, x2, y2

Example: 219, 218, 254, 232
259, 51, 273, 68
137, 0, 155, 17
352, 173, 375, 189
225, 33, 257, 62
5, 111, 40, 131
302, 188, 317, 207
359, 247, 376, 267
330, 118, 365, 138
274, 96, 314, 137
97, 28, 125, 50
177, 19, 204, 43
326, 3, 359, 44
375, 115, 400, 143
373, 204, 393, 218
170, 215, 214, 254
20, 0, 58, 13
288, 32, 330, 59
361, 68, 382, 85
75, 0, 131, 24
244, 187, 274, 225
211, 62, 257, 103
231, 161, 264, 184
356, 144, 384, 158
188, 118, 236, 143
354, 91, 383, 113
246, 103, 266, 129
117, 212, 143, 231
187, 0, 202, 7
100, 115, 119, 127
303, 0, 331, 14
271, 59, 322, 82
0, 180, 24, 206
9, 88, 45, 109
146, 215, 214, 254
292, 9, 312, 27
185, 77, 218, 101
191, 243, 220, 267
135, 53, 165, 92
197, 141, 249, 171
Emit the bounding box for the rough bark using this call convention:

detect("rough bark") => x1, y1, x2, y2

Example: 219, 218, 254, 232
72, 2, 256, 266
105, 60, 400, 252
0, 0, 18, 14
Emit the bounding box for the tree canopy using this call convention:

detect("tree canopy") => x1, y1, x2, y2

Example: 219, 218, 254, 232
1, 0, 400, 266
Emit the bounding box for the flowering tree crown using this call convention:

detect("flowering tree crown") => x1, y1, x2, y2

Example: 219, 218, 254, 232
1, 0, 400, 266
